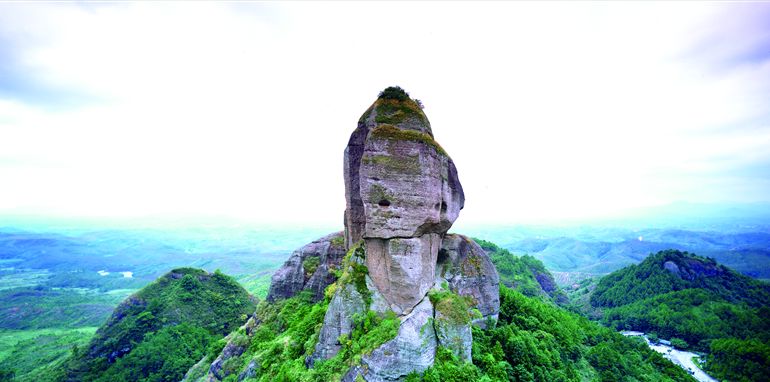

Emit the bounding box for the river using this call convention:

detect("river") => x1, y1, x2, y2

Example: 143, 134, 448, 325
620, 331, 717, 382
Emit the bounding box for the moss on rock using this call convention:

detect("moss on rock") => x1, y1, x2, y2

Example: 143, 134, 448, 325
374, 98, 429, 127
361, 154, 422, 175
370, 124, 447, 157
428, 289, 477, 326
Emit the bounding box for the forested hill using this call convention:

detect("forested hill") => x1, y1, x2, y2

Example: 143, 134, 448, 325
474, 238, 568, 304
589, 250, 770, 381
591, 249, 770, 308
50, 268, 256, 382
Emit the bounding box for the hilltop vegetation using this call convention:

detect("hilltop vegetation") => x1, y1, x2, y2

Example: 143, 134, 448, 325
591, 250, 770, 308
45, 268, 257, 382
409, 286, 692, 381
588, 250, 770, 381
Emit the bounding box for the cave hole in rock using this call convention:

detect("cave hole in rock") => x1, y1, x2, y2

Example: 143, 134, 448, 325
440, 201, 448, 212
378, 199, 391, 207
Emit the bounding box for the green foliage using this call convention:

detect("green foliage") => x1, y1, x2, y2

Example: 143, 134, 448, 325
0, 327, 97, 382
592, 249, 770, 380
378, 86, 410, 101
419, 347, 481, 382
602, 288, 770, 350
669, 338, 688, 350
0, 369, 13, 381
0, 287, 128, 330
59, 268, 256, 382
336, 241, 371, 306
92, 324, 211, 382
330, 234, 345, 247
409, 286, 692, 382
211, 290, 398, 382
474, 238, 567, 303
591, 250, 770, 308
429, 289, 475, 325
302, 256, 321, 278
706, 338, 770, 382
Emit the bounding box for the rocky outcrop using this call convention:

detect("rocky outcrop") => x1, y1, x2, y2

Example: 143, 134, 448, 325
346, 297, 438, 382
437, 234, 500, 325
257, 87, 499, 381
365, 234, 441, 315
343, 91, 464, 247
266, 231, 345, 302
342, 88, 466, 318
310, 280, 367, 363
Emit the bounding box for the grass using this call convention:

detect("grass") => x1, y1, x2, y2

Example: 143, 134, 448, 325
0, 287, 130, 330
0, 327, 98, 381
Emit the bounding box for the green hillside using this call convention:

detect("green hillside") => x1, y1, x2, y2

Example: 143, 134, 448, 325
44, 268, 257, 382
590, 250, 770, 381
474, 238, 568, 304
197, 241, 693, 382
591, 250, 770, 308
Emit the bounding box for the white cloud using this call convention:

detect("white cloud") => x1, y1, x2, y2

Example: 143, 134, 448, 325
0, 2, 768, 226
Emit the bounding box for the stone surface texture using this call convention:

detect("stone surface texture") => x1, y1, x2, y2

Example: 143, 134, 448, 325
437, 234, 501, 325
365, 234, 441, 315
266, 231, 345, 302
353, 298, 438, 382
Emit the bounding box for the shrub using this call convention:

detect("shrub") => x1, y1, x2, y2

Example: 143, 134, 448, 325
378, 86, 410, 101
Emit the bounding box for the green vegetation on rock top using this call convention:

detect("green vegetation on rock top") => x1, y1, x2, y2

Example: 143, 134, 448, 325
378, 86, 410, 101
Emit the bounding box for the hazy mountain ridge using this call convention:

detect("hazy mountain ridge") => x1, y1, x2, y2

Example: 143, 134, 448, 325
498, 228, 770, 278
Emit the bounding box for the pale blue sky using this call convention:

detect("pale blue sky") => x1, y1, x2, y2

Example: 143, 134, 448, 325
0, 2, 769, 226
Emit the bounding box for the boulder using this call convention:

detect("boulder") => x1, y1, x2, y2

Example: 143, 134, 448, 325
266, 231, 345, 302
437, 234, 500, 325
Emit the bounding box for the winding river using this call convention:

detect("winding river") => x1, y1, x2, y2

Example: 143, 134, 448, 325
620, 331, 717, 382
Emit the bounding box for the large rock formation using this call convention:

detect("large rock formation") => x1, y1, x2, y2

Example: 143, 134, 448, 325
216, 87, 500, 382
312, 87, 497, 380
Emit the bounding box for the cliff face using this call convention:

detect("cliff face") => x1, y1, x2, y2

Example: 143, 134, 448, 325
199, 87, 499, 382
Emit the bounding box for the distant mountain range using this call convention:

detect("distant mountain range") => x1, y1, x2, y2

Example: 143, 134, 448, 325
503, 229, 770, 277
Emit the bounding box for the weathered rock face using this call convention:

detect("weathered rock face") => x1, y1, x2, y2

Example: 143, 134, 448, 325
266, 231, 345, 302
343, 94, 464, 246
310, 280, 367, 364
437, 234, 500, 325
365, 234, 441, 315
342, 89, 466, 318
345, 297, 437, 382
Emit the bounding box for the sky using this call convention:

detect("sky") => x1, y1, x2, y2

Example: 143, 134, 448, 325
1, 2, 769, 228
